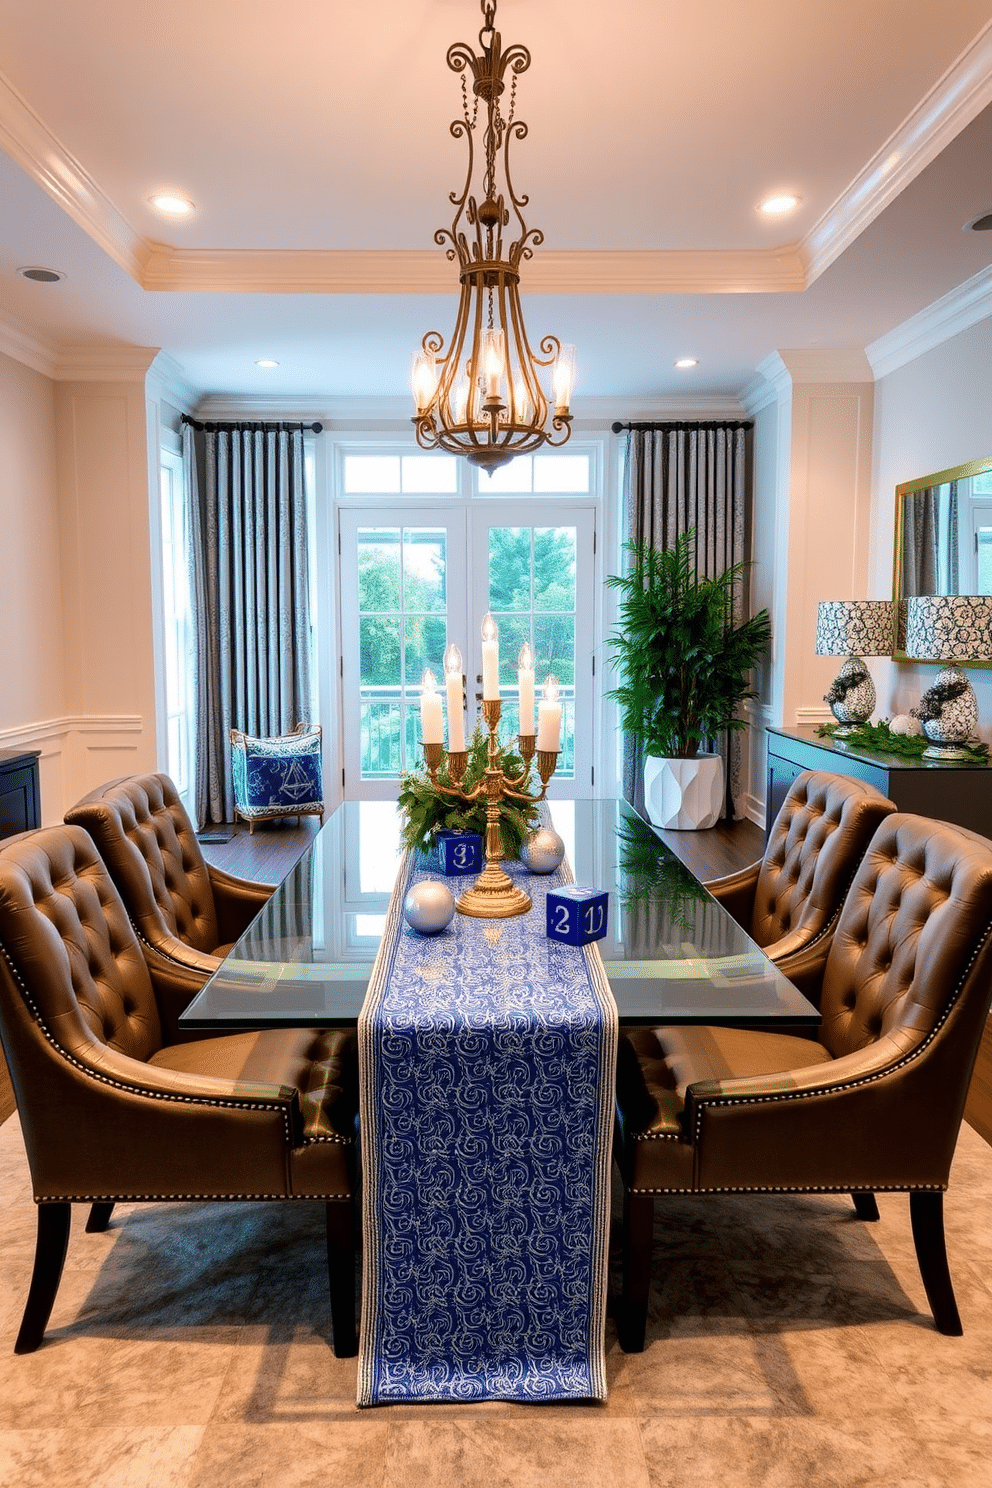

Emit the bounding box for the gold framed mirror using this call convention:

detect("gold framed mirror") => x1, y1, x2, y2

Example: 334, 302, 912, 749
892, 454, 992, 662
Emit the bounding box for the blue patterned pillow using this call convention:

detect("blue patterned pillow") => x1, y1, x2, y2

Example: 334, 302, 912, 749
232, 728, 323, 818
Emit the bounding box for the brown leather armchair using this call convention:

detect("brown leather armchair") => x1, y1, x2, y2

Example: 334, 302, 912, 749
705, 769, 896, 996
65, 772, 274, 1041
0, 824, 358, 1356
614, 811, 992, 1349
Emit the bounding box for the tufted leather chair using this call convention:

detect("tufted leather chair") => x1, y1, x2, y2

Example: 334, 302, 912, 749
614, 811, 992, 1349
65, 773, 274, 1041
705, 770, 896, 997
0, 824, 358, 1356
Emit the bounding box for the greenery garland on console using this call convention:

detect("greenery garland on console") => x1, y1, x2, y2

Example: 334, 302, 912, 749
398, 723, 540, 857
816, 719, 989, 761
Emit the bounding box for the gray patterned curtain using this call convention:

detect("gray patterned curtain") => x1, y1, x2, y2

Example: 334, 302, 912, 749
184, 422, 313, 826
617, 422, 752, 819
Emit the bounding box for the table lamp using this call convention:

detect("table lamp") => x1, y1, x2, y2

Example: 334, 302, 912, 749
815, 600, 895, 735
904, 595, 992, 758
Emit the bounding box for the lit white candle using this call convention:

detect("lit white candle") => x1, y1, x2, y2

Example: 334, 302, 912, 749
444, 643, 465, 752
518, 641, 535, 735
537, 674, 561, 752
481, 614, 500, 700
420, 668, 444, 745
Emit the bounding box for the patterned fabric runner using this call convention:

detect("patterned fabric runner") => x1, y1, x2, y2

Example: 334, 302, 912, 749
357, 844, 618, 1405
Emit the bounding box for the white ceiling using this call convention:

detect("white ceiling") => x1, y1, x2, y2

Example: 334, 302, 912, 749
1, 0, 991, 407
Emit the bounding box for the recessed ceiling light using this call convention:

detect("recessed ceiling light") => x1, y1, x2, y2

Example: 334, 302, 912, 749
149, 193, 195, 217
964, 210, 992, 232
16, 266, 65, 283
674, 357, 698, 369
759, 193, 800, 216
255, 359, 280, 369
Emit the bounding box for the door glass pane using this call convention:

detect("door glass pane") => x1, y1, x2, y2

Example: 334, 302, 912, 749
356, 525, 450, 780
533, 527, 575, 610
358, 529, 400, 611
534, 615, 574, 685
404, 614, 447, 685
403, 528, 446, 611
486, 523, 577, 778
488, 527, 532, 610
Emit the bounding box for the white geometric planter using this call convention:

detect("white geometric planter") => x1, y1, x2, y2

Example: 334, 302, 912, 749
643, 753, 724, 831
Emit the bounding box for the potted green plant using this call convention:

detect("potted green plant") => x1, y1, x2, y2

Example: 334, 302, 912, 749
606, 529, 772, 829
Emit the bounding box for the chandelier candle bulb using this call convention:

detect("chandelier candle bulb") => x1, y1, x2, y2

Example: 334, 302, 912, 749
518, 642, 536, 736
482, 614, 500, 700
537, 674, 562, 752
552, 344, 576, 414
412, 350, 438, 415
444, 644, 465, 753
420, 669, 444, 745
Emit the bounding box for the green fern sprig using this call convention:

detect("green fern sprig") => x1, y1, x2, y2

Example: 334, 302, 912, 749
398, 723, 540, 858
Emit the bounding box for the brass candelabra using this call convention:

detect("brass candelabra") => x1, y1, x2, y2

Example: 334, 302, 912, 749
422, 698, 559, 918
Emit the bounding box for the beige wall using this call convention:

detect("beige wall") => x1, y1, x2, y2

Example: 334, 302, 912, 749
869, 315, 992, 736
0, 353, 62, 732
0, 353, 158, 822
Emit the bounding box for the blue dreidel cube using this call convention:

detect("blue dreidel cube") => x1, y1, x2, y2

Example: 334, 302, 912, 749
546, 885, 609, 945
434, 829, 483, 875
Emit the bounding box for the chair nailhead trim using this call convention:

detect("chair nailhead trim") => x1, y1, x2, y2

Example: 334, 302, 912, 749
685, 919, 992, 1143
630, 1181, 947, 1196
37, 1191, 352, 1202
0, 939, 292, 1143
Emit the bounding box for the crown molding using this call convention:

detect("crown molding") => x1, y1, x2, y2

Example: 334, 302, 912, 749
0, 310, 58, 378
3, 22, 989, 300
752, 348, 874, 397
0, 67, 148, 281
146, 351, 197, 411
802, 19, 992, 284
144, 244, 808, 296
55, 345, 161, 382
192, 391, 749, 423
866, 264, 992, 379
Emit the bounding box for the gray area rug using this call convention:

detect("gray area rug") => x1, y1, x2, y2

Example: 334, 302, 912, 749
1, 1110, 991, 1487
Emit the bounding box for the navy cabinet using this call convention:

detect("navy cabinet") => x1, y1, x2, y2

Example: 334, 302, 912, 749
0, 749, 41, 840
765, 727, 992, 840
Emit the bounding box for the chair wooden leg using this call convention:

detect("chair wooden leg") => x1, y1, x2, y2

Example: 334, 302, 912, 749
910, 1191, 962, 1335
15, 1202, 71, 1355
85, 1202, 115, 1233
619, 1188, 654, 1353
851, 1191, 879, 1221
325, 1200, 358, 1358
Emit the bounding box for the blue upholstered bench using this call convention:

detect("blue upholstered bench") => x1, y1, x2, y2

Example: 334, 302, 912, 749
230, 723, 325, 833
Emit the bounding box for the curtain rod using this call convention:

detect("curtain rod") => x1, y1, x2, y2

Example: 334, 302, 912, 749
611, 420, 753, 433
181, 416, 323, 433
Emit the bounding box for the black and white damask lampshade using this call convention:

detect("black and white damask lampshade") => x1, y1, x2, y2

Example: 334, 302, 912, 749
904, 595, 992, 758
815, 600, 894, 735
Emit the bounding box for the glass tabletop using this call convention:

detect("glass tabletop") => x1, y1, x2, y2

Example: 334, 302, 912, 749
179, 799, 820, 1031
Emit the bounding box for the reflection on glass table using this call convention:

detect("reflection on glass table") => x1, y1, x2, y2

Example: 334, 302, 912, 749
180, 800, 818, 1032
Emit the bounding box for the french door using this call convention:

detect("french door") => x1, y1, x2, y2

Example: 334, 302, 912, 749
339, 503, 596, 798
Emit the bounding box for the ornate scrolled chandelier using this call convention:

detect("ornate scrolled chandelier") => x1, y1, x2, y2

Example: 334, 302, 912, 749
411, 0, 576, 470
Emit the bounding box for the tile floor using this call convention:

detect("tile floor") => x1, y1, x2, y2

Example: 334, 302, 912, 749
1, 1108, 991, 1488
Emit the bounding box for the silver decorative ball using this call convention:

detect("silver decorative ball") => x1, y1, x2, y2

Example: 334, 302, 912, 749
403, 879, 456, 934
889, 713, 921, 737
520, 828, 566, 875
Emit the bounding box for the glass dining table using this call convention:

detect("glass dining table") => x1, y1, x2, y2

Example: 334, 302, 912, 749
179, 798, 819, 1034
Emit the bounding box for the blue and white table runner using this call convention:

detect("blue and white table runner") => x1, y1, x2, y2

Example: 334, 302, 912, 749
357, 843, 618, 1405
